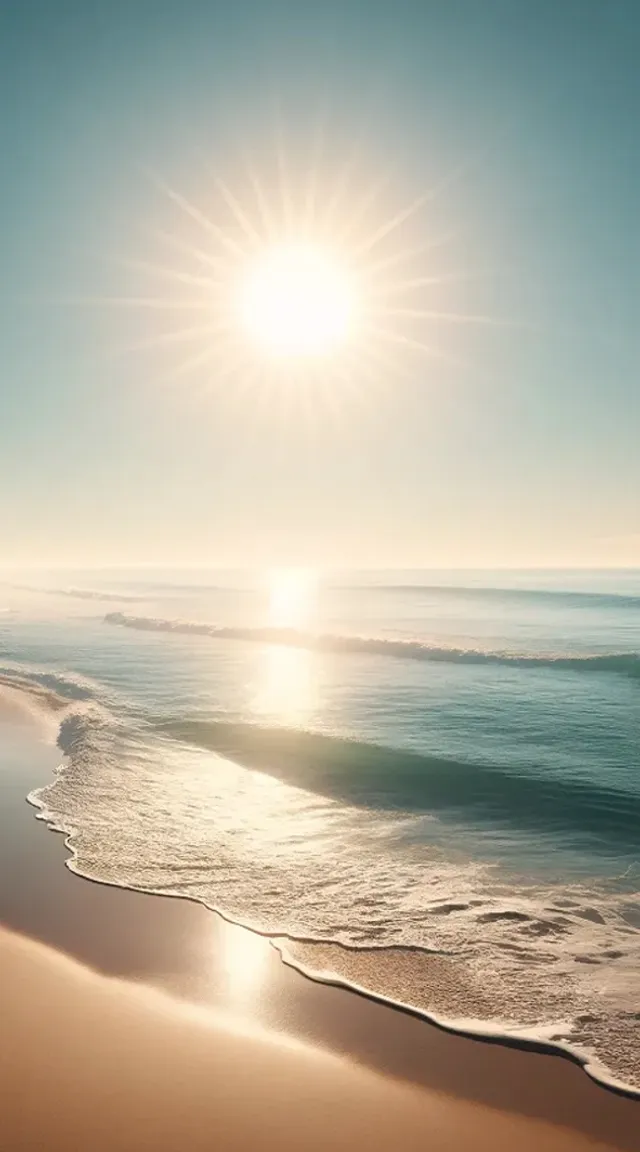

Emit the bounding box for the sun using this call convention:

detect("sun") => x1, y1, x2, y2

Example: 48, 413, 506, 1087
93, 126, 500, 414
267, 567, 315, 627
236, 244, 355, 358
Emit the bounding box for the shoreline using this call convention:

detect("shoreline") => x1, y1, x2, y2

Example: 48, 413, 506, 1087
0, 693, 639, 1149
30, 783, 640, 1105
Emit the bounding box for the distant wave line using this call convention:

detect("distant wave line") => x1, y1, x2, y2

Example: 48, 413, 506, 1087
332, 584, 640, 608
4, 583, 144, 604
105, 612, 640, 678
7, 579, 640, 609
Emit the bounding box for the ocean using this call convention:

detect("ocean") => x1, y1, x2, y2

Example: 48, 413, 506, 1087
1, 568, 638, 1089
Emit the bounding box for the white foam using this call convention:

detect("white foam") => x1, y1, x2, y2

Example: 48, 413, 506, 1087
27, 705, 640, 1092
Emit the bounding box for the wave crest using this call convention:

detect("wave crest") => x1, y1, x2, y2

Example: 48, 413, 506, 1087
157, 718, 640, 855
105, 612, 640, 678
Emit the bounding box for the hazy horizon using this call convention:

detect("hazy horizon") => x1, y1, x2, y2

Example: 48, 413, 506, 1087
3, 562, 640, 576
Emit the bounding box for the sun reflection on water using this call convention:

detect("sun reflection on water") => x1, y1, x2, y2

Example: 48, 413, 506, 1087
252, 568, 318, 725
254, 643, 316, 726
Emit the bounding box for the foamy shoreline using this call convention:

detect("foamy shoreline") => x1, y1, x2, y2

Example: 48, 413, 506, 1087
0, 684, 638, 1150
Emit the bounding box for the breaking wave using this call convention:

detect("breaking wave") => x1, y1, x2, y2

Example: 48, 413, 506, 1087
0, 663, 97, 704
158, 718, 640, 856
105, 612, 640, 678
26, 698, 640, 1094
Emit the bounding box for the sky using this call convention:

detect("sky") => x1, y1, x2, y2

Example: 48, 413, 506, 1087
0, 0, 638, 569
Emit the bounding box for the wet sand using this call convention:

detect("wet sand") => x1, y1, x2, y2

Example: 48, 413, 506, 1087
3, 925, 634, 1152
0, 697, 639, 1150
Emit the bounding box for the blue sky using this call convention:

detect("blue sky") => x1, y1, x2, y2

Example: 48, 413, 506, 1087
0, 0, 638, 567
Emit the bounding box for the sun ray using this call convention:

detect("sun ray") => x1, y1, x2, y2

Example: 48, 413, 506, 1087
145, 169, 248, 260
334, 172, 391, 248
193, 348, 248, 402
108, 255, 221, 291
350, 332, 415, 389
175, 329, 264, 406
243, 158, 278, 243
358, 233, 456, 281
376, 307, 509, 326
274, 116, 294, 236
155, 343, 218, 392
352, 191, 432, 258
215, 177, 264, 247
153, 228, 232, 275
53, 295, 215, 311
424, 154, 482, 204
320, 144, 363, 237
367, 323, 453, 363
371, 270, 491, 298
302, 115, 326, 233
117, 320, 231, 356
351, 150, 480, 262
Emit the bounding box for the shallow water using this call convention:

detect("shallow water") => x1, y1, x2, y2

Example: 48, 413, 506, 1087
1, 568, 639, 1087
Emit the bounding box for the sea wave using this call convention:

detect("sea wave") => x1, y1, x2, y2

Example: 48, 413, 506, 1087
0, 664, 97, 703
5, 583, 144, 603
27, 698, 640, 1093
159, 718, 640, 855
336, 583, 640, 609
105, 612, 640, 678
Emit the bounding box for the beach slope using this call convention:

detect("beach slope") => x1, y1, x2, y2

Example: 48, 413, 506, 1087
0, 927, 629, 1152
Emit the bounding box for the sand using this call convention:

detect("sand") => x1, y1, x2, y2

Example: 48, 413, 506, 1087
0, 693, 639, 1150
0, 927, 631, 1152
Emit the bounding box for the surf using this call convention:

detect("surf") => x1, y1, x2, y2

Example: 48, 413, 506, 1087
105, 611, 640, 679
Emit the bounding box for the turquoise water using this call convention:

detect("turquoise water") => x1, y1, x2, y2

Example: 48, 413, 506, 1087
1, 568, 639, 1085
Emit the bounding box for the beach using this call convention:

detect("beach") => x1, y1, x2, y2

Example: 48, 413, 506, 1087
3, 572, 639, 1092
2, 0, 639, 1139
1, 687, 639, 1151
3, 0, 639, 1140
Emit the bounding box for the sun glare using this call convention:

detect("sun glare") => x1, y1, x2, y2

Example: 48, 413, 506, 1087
237, 244, 354, 357
94, 125, 501, 413
220, 922, 267, 1002
267, 567, 315, 628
